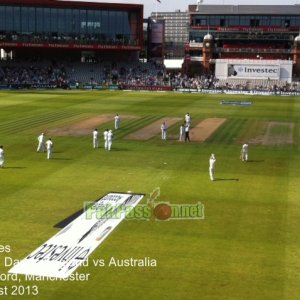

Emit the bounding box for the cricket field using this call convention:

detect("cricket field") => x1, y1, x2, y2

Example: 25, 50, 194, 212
0, 90, 299, 300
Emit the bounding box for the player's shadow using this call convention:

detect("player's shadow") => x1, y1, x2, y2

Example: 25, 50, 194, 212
246, 160, 264, 163
107, 148, 129, 151
2, 166, 26, 169
52, 158, 72, 160
214, 178, 239, 181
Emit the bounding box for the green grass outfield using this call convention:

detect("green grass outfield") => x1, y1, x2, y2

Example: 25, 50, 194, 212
0, 90, 299, 300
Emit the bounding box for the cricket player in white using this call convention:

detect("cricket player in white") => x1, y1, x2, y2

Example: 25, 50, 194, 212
179, 124, 184, 141
209, 154, 216, 181
185, 113, 191, 125
241, 143, 249, 161
114, 114, 120, 129
107, 130, 113, 151
92, 129, 99, 149
103, 129, 109, 150
37, 133, 45, 152
0, 145, 4, 168
161, 122, 167, 140
45, 138, 53, 160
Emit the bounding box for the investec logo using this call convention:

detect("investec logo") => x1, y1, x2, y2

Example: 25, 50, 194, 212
238, 66, 278, 74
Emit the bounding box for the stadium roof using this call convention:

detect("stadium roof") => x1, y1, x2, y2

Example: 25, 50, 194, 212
189, 5, 300, 15
0, 0, 142, 11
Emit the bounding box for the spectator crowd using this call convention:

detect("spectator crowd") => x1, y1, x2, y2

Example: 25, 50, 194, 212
0, 58, 299, 94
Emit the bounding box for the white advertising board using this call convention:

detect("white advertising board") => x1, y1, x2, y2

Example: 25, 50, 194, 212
227, 64, 279, 79
215, 59, 293, 82
9, 192, 144, 279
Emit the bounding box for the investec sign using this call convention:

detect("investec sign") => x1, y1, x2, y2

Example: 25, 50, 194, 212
9, 193, 144, 278
228, 64, 279, 79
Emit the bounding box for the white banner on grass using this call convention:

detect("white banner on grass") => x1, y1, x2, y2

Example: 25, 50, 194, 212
9, 192, 144, 278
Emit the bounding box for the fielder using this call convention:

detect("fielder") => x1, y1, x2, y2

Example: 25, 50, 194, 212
114, 114, 120, 129
209, 154, 216, 181
241, 143, 249, 161
107, 129, 113, 151
103, 129, 109, 150
0, 145, 4, 168
185, 113, 191, 125
37, 132, 45, 152
179, 124, 184, 141
161, 122, 167, 140
92, 128, 99, 149
45, 138, 53, 160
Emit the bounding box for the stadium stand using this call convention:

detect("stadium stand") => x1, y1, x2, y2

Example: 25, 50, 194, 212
1, 58, 299, 94
0, 58, 167, 87
0, 60, 67, 86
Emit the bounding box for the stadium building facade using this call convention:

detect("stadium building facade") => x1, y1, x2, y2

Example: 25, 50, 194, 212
150, 10, 189, 59
0, 0, 143, 61
183, 5, 300, 78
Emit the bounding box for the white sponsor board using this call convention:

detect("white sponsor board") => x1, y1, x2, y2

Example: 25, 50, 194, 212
215, 59, 293, 82
9, 192, 144, 278
228, 64, 279, 79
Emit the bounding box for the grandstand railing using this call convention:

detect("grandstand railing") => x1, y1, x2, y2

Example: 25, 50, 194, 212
218, 48, 292, 54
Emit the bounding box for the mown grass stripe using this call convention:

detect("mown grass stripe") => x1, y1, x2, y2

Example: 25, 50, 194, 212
223, 118, 248, 144
0, 111, 72, 128
0, 112, 74, 131
206, 118, 247, 144
116, 115, 161, 139
0, 111, 79, 134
